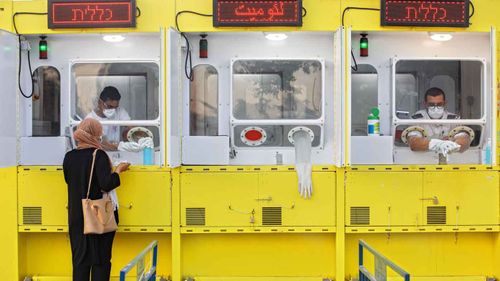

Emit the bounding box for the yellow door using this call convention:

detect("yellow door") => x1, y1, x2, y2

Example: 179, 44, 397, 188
117, 171, 171, 226
258, 171, 335, 226
181, 172, 259, 227
423, 171, 499, 226
345, 172, 423, 227
18, 168, 68, 226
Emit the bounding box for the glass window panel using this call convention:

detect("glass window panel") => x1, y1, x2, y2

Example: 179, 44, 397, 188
72, 62, 159, 121
190, 65, 218, 136
232, 60, 322, 120
32, 66, 61, 136
351, 64, 377, 136
395, 60, 483, 119
395, 74, 417, 119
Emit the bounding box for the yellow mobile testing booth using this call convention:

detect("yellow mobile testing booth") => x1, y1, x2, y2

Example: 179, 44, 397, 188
0, 0, 499, 280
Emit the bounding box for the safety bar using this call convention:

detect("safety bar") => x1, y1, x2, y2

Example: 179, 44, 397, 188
120, 240, 158, 281
359, 240, 410, 281
393, 119, 485, 125
69, 119, 161, 126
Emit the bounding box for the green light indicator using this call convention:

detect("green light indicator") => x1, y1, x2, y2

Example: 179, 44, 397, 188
360, 41, 368, 49
39, 36, 48, 59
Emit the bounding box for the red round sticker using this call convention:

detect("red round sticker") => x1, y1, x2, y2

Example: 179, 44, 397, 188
245, 130, 263, 141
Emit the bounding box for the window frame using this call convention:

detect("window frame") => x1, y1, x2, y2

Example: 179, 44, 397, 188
189, 64, 219, 136
32, 65, 61, 137
68, 59, 164, 166
392, 57, 487, 127
350, 64, 378, 136
230, 58, 326, 125
229, 58, 326, 150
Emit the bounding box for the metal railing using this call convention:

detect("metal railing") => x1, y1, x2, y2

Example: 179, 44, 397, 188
120, 240, 158, 281
359, 240, 410, 281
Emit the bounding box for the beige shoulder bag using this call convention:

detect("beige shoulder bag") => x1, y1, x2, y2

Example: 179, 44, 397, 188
82, 149, 118, 234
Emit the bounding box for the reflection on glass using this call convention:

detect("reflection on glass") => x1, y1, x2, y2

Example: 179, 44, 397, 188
232, 60, 322, 120
190, 65, 218, 136
72, 62, 159, 120
395, 74, 417, 119
351, 64, 377, 136
32, 66, 61, 136
395, 60, 483, 119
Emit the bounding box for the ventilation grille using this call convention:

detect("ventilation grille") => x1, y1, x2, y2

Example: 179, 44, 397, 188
262, 207, 282, 225
185, 208, 206, 226
23, 207, 42, 225
350, 206, 370, 225
427, 206, 446, 225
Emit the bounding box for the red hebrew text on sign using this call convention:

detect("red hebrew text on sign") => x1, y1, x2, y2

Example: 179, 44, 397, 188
48, 0, 135, 28
214, 0, 302, 27
381, 0, 469, 27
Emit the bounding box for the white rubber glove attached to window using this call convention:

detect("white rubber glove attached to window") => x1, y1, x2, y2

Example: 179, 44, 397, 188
118, 141, 142, 152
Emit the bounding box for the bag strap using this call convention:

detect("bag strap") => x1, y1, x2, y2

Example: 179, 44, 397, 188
86, 149, 99, 200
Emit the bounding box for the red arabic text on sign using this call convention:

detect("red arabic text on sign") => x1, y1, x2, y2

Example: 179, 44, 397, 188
214, 0, 302, 26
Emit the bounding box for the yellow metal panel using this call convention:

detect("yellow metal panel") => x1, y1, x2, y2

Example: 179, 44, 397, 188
346, 225, 499, 233
345, 233, 497, 278
18, 168, 171, 228
181, 234, 335, 277
423, 172, 499, 226
195, 277, 324, 281
181, 226, 335, 234
0, 0, 12, 32
117, 171, 171, 226
181, 172, 259, 227
19, 233, 72, 277
171, 167, 182, 281
0, 167, 19, 281
18, 168, 67, 226
495, 233, 500, 277
259, 172, 335, 226
19, 233, 171, 279
346, 172, 423, 226
336, 169, 346, 281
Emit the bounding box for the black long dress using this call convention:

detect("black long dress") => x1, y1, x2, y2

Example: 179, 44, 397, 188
63, 148, 121, 270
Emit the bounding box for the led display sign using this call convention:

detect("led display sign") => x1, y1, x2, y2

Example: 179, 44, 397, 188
213, 0, 302, 27
48, 0, 136, 29
381, 0, 469, 27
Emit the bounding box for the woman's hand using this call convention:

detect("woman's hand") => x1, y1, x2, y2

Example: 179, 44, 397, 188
115, 162, 131, 174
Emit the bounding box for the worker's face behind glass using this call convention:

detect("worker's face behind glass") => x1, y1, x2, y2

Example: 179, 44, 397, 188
99, 99, 120, 110
425, 94, 446, 119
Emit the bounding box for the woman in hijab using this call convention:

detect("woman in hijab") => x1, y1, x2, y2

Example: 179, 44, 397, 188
63, 118, 130, 281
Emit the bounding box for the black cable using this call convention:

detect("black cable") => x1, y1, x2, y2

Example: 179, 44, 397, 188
341, 7, 379, 26
13, 12, 47, 99
136, 7, 141, 18
302, 7, 307, 17
469, 1, 475, 19
175, 10, 213, 81
351, 50, 358, 71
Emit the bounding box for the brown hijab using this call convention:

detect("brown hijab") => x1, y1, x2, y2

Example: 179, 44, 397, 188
74, 118, 103, 149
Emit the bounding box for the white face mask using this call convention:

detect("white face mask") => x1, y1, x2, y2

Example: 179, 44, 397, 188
103, 108, 116, 119
427, 106, 445, 119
